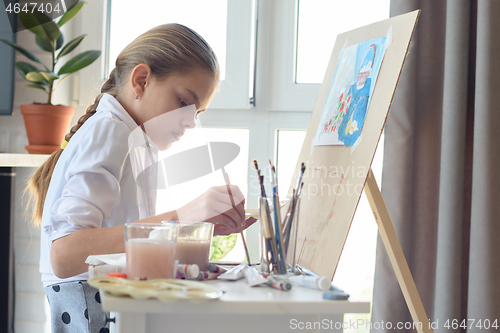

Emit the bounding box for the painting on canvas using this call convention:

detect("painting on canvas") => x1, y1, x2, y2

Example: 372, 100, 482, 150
314, 36, 388, 146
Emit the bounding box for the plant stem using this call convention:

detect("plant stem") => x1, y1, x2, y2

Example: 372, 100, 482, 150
49, 40, 55, 104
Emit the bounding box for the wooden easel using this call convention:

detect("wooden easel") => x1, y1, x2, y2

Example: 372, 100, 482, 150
290, 9, 432, 333
364, 169, 433, 333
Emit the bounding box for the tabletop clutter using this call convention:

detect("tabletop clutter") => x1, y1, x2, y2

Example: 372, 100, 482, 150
87, 160, 349, 300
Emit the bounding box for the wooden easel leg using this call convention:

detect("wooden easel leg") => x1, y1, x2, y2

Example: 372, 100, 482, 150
364, 169, 433, 333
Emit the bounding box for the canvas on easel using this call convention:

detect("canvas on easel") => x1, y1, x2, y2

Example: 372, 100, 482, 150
290, 10, 419, 278
288, 9, 433, 333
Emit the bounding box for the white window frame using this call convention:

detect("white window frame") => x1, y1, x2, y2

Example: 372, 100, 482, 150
266, 0, 320, 111
72, 0, 255, 110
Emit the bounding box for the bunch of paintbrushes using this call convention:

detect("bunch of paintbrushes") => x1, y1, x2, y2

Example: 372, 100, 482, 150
253, 160, 305, 275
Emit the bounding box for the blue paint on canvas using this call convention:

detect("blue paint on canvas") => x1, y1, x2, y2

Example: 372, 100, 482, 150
314, 36, 388, 146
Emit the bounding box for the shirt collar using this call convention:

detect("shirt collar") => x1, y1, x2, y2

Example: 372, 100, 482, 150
96, 93, 138, 132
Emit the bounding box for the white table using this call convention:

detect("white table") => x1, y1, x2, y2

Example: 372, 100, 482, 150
0, 154, 371, 332
101, 279, 370, 333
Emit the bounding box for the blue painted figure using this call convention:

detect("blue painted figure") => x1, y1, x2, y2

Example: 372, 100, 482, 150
338, 44, 376, 145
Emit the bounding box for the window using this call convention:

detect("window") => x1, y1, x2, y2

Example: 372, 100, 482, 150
267, 0, 390, 111
276, 130, 307, 198
296, 0, 391, 84
108, 0, 228, 80
75, 0, 256, 109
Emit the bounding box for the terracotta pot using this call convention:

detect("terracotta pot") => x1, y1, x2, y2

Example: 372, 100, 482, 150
20, 104, 75, 154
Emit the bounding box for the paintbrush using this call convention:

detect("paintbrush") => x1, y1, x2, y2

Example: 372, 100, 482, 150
297, 182, 304, 198
222, 169, 251, 266
294, 162, 306, 196
253, 159, 279, 273
282, 189, 296, 254
269, 159, 286, 274
253, 159, 267, 197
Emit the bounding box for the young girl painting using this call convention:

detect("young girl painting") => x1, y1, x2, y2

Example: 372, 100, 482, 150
28, 24, 254, 332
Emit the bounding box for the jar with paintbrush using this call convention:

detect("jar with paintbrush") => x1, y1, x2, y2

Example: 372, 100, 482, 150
253, 159, 305, 276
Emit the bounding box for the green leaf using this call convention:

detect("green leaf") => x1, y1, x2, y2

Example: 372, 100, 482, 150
35, 34, 52, 52
0, 39, 45, 66
25, 71, 56, 85
55, 33, 64, 50
26, 71, 48, 83
37, 33, 65, 52
209, 234, 238, 261
19, 10, 60, 42
15, 62, 40, 79
57, 35, 85, 59
22, 83, 47, 92
58, 1, 85, 27
58, 50, 101, 75
40, 71, 59, 82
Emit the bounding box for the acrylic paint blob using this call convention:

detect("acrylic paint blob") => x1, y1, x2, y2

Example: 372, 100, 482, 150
126, 238, 176, 280
175, 239, 211, 271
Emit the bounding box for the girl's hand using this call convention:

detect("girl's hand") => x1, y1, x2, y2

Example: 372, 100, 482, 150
176, 185, 251, 235
214, 216, 258, 236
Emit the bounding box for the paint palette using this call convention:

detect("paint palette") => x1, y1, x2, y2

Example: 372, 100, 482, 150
88, 277, 223, 302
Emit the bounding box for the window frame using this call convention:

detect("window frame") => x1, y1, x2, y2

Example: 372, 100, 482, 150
266, 0, 321, 112
73, 0, 255, 110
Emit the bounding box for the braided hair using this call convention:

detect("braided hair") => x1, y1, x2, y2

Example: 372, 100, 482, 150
27, 24, 219, 225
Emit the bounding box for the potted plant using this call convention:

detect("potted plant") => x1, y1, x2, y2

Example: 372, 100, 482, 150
0, 2, 101, 154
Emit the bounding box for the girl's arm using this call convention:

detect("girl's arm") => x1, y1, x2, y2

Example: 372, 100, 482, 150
50, 184, 253, 279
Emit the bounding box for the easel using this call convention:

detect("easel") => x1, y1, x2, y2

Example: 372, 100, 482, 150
364, 169, 432, 333
291, 10, 432, 333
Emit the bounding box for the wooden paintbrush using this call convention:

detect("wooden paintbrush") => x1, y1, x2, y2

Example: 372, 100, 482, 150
222, 169, 251, 266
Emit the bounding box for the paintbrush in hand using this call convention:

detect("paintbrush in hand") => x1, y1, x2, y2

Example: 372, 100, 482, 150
222, 169, 251, 266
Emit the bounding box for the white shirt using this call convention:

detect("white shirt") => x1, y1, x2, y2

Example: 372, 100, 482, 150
39, 93, 154, 286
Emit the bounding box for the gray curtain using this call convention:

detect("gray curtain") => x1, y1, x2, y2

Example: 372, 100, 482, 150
372, 0, 500, 332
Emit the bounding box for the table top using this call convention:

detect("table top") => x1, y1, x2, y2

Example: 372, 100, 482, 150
101, 278, 370, 315
0, 153, 49, 167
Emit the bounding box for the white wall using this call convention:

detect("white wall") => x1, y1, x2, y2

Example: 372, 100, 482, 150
13, 167, 48, 333
1, 22, 77, 333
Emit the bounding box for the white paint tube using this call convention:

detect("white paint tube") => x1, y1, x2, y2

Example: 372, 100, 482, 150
177, 264, 200, 279
243, 266, 269, 287
217, 263, 247, 280
288, 275, 331, 291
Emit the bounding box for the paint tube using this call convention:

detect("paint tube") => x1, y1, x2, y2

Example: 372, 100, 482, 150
207, 263, 227, 274
243, 266, 269, 287
288, 275, 331, 291
196, 271, 222, 281
177, 264, 200, 279
217, 263, 247, 280
265, 279, 292, 291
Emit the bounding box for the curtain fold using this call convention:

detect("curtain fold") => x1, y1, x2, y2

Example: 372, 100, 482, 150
434, 0, 470, 327
468, 0, 500, 323
372, 0, 500, 332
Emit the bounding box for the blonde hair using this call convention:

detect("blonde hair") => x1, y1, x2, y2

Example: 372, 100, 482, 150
27, 23, 220, 226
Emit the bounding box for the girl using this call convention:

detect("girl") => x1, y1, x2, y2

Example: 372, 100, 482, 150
28, 24, 253, 332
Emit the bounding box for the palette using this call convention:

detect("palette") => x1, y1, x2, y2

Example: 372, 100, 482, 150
88, 277, 223, 302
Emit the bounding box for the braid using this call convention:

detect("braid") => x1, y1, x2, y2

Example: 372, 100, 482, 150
26, 70, 117, 226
